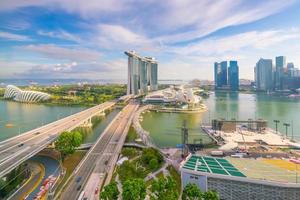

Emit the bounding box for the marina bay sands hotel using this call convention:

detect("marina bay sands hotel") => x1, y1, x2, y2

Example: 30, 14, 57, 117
125, 51, 158, 95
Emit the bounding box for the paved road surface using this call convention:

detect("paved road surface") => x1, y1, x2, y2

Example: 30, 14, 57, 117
9, 161, 43, 200
0, 101, 115, 178
59, 102, 139, 200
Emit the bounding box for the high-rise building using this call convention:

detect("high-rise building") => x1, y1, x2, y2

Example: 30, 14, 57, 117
287, 62, 294, 69
214, 61, 227, 89
255, 58, 273, 91
275, 56, 286, 90
228, 61, 239, 91
125, 51, 158, 95
214, 60, 239, 91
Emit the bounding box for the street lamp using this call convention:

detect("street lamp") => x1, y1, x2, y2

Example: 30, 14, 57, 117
273, 120, 280, 134
283, 123, 290, 138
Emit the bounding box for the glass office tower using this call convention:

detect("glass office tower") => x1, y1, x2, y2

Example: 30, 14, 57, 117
228, 61, 239, 91
275, 56, 286, 90
214, 61, 227, 89
255, 58, 273, 91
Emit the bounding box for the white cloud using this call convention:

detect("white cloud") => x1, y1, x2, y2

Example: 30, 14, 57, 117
171, 28, 300, 57
95, 24, 156, 51
20, 44, 101, 62
37, 30, 82, 43
0, 0, 128, 18
154, 0, 296, 43
0, 59, 35, 78
0, 31, 31, 41
17, 58, 127, 79
158, 28, 300, 80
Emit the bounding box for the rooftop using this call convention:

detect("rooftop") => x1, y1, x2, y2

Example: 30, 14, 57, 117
182, 155, 246, 178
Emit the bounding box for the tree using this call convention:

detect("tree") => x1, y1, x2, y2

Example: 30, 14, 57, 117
122, 178, 146, 200
71, 130, 83, 147
141, 147, 163, 169
100, 182, 119, 200
150, 176, 178, 200
149, 158, 159, 170
55, 131, 82, 159
203, 190, 219, 200
182, 183, 202, 200
117, 161, 146, 183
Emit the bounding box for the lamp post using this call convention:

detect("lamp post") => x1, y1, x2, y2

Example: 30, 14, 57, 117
273, 120, 280, 134
283, 123, 290, 138
291, 120, 294, 140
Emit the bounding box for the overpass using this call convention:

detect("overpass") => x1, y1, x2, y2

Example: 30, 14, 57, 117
76, 142, 146, 150
0, 101, 116, 178
59, 102, 139, 200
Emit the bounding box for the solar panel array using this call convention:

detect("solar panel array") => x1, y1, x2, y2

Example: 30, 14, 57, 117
183, 155, 246, 178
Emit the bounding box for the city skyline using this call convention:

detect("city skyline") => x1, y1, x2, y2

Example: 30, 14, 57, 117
1, 1, 300, 80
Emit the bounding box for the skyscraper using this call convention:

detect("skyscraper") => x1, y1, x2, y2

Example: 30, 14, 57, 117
255, 58, 273, 91
228, 61, 239, 91
125, 51, 158, 95
214, 61, 227, 89
275, 56, 286, 90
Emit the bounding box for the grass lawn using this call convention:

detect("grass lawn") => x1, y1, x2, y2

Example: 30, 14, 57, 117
125, 126, 138, 143
155, 171, 165, 179
145, 178, 155, 188
121, 147, 140, 159
167, 165, 181, 194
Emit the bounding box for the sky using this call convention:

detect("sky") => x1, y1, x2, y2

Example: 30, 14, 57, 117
0, 0, 300, 81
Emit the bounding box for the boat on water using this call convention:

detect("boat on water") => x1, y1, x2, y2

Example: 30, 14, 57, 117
5, 123, 14, 128
288, 94, 300, 99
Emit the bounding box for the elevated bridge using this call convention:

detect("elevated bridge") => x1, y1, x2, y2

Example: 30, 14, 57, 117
0, 101, 116, 178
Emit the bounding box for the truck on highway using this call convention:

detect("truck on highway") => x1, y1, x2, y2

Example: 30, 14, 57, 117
78, 191, 85, 200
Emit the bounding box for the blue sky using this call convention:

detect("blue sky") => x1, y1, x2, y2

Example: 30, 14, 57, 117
0, 0, 300, 80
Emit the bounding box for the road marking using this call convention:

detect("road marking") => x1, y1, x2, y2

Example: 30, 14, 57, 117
21, 163, 45, 200
0, 146, 31, 165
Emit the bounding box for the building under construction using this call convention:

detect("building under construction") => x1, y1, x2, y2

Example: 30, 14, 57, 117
211, 119, 268, 133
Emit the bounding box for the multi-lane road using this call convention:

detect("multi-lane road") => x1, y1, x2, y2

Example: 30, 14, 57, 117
0, 101, 115, 178
60, 102, 139, 200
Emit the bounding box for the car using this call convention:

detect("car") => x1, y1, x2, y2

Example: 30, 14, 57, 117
95, 187, 99, 194
76, 185, 82, 191
34, 132, 41, 135
76, 176, 82, 183
18, 143, 24, 147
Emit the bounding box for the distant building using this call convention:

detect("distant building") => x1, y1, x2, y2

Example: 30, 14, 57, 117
125, 51, 158, 95
255, 58, 273, 91
214, 60, 239, 91
214, 61, 227, 89
4, 85, 51, 103
254, 56, 300, 92
287, 62, 294, 70
228, 61, 239, 91
275, 56, 286, 90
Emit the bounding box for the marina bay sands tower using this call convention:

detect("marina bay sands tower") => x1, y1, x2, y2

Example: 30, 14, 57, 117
125, 51, 158, 95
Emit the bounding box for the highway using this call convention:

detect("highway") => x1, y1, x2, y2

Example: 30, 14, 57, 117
0, 101, 115, 178
59, 102, 139, 200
